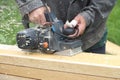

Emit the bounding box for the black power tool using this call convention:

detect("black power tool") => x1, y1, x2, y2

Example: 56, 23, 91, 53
16, 2, 82, 54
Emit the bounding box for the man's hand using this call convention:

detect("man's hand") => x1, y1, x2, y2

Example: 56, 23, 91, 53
28, 6, 51, 25
64, 14, 86, 38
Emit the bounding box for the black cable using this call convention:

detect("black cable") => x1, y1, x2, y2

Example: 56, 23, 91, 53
42, 0, 53, 22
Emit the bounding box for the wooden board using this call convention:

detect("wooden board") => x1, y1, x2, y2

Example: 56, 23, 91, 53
0, 64, 118, 80
0, 74, 35, 80
106, 41, 120, 55
0, 41, 120, 80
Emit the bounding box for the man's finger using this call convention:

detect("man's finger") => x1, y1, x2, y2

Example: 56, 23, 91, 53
43, 22, 53, 26
40, 14, 46, 25
68, 29, 79, 38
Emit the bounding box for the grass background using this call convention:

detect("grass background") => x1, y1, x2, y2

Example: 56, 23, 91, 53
0, 0, 23, 44
0, 0, 120, 46
107, 0, 120, 46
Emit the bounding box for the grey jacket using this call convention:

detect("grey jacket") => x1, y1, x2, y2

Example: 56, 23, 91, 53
15, 0, 116, 50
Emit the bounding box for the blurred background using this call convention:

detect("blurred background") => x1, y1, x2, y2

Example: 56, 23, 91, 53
0, 0, 120, 46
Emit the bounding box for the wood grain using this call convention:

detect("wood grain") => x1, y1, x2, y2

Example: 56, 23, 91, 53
0, 74, 35, 80
0, 64, 118, 80
0, 41, 120, 80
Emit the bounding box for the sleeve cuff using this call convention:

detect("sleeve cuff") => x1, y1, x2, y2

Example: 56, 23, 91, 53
79, 11, 94, 27
79, 12, 90, 27
19, 0, 44, 16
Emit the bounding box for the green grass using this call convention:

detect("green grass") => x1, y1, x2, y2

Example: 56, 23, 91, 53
0, 0, 120, 46
0, 0, 23, 44
107, 0, 120, 46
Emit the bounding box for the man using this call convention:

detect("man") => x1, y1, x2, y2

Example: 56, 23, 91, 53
15, 0, 116, 54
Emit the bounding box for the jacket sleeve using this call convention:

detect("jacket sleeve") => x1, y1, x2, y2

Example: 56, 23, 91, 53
15, 0, 44, 16
80, 0, 116, 26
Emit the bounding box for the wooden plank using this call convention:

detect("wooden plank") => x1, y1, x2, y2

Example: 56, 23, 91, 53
0, 64, 118, 80
0, 74, 35, 80
0, 53, 120, 79
0, 42, 120, 79
106, 41, 120, 55
0, 41, 120, 55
